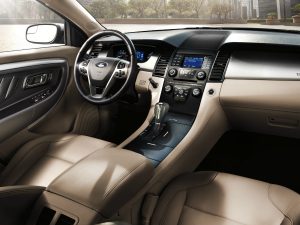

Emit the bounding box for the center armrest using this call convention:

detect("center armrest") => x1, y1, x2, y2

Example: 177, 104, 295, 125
47, 148, 154, 218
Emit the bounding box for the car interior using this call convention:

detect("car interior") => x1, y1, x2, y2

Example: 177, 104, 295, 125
1, 0, 300, 225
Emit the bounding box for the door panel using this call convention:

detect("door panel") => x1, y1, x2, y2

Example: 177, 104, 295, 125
0, 59, 68, 142
0, 46, 101, 164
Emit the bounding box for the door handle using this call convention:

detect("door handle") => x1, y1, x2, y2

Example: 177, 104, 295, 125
23, 73, 51, 89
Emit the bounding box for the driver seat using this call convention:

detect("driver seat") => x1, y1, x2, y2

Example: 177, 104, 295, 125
0, 134, 114, 186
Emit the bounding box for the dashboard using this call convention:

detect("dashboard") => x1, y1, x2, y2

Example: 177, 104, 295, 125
88, 28, 300, 123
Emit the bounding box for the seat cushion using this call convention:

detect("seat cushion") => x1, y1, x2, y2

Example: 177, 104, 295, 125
0, 134, 114, 186
151, 172, 300, 225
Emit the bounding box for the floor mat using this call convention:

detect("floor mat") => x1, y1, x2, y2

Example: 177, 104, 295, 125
197, 131, 300, 194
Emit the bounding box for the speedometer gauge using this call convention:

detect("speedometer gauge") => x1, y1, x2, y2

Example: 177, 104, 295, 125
116, 49, 129, 60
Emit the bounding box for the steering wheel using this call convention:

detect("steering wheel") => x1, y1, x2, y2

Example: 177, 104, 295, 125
74, 30, 137, 104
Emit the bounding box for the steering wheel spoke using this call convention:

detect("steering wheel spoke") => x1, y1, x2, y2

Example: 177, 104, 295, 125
101, 74, 117, 97
88, 78, 116, 99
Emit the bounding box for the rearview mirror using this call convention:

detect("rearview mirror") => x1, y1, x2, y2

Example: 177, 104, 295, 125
26, 24, 64, 44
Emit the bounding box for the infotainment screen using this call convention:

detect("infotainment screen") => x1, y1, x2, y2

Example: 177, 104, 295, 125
182, 56, 204, 68
136, 51, 145, 62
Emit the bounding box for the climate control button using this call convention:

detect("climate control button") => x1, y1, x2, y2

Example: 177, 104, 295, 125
192, 88, 202, 97
164, 85, 173, 93
168, 68, 178, 77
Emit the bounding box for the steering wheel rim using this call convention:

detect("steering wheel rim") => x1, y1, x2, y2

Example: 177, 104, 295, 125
74, 30, 137, 104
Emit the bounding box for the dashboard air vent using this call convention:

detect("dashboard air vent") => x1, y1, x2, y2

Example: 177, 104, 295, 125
153, 56, 171, 77
209, 51, 230, 82
89, 43, 103, 58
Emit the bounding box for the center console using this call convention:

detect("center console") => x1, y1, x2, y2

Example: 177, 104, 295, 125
24, 148, 154, 225
161, 51, 214, 115
126, 50, 215, 166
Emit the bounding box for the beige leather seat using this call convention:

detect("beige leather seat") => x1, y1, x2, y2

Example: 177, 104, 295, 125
0, 134, 114, 186
150, 171, 300, 225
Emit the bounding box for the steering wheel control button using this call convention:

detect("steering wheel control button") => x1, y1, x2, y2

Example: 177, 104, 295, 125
118, 62, 126, 69
79, 61, 89, 76
168, 68, 178, 77
114, 71, 120, 77
192, 88, 202, 97
82, 61, 89, 67
80, 68, 87, 74
196, 71, 206, 80
164, 85, 173, 93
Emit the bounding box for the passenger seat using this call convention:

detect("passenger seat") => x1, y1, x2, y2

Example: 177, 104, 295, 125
101, 171, 300, 225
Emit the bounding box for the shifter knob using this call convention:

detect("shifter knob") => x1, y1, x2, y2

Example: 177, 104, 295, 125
152, 102, 169, 138
154, 102, 169, 125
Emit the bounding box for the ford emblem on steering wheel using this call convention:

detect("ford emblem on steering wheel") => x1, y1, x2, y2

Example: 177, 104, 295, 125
96, 62, 108, 68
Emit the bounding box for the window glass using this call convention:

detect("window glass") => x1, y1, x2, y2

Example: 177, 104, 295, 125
77, 0, 300, 33
0, 0, 64, 52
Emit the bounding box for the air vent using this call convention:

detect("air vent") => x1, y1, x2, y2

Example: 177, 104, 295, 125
89, 43, 103, 58
153, 56, 171, 77
209, 51, 231, 82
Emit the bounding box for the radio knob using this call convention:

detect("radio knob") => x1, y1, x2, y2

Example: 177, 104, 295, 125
196, 71, 206, 80
164, 85, 173, 93
192, 88, 202, 97
168, 68, 178, 77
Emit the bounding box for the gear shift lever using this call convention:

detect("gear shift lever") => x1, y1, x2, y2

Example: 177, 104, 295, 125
152, 102, 169, 138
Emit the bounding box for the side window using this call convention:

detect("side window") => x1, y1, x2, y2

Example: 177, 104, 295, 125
0, 0, 65, 53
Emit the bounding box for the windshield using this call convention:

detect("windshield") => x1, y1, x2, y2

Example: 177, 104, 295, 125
77, 0, 300, 32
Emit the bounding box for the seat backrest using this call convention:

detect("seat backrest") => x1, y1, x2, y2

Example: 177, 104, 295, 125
151, 172, 300, 225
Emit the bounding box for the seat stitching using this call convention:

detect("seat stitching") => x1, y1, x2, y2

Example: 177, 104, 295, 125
2, 135, 111, 183
0, 142, 49, 184
159, 190, 187, 225
102, 160, 147, 200
47, 147, 114, 188
0, 136, 77, 185
267, 184, 293, 225
158, 172, 218, 225
47, 142, 113, 164
177, 191, 187, 225
16, 142, 54, 184
48, 159, 149, 216
45, 154, 74, 164
8, 135, 77, 169
184, 204, 249, 225
184, 172, 219, 192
